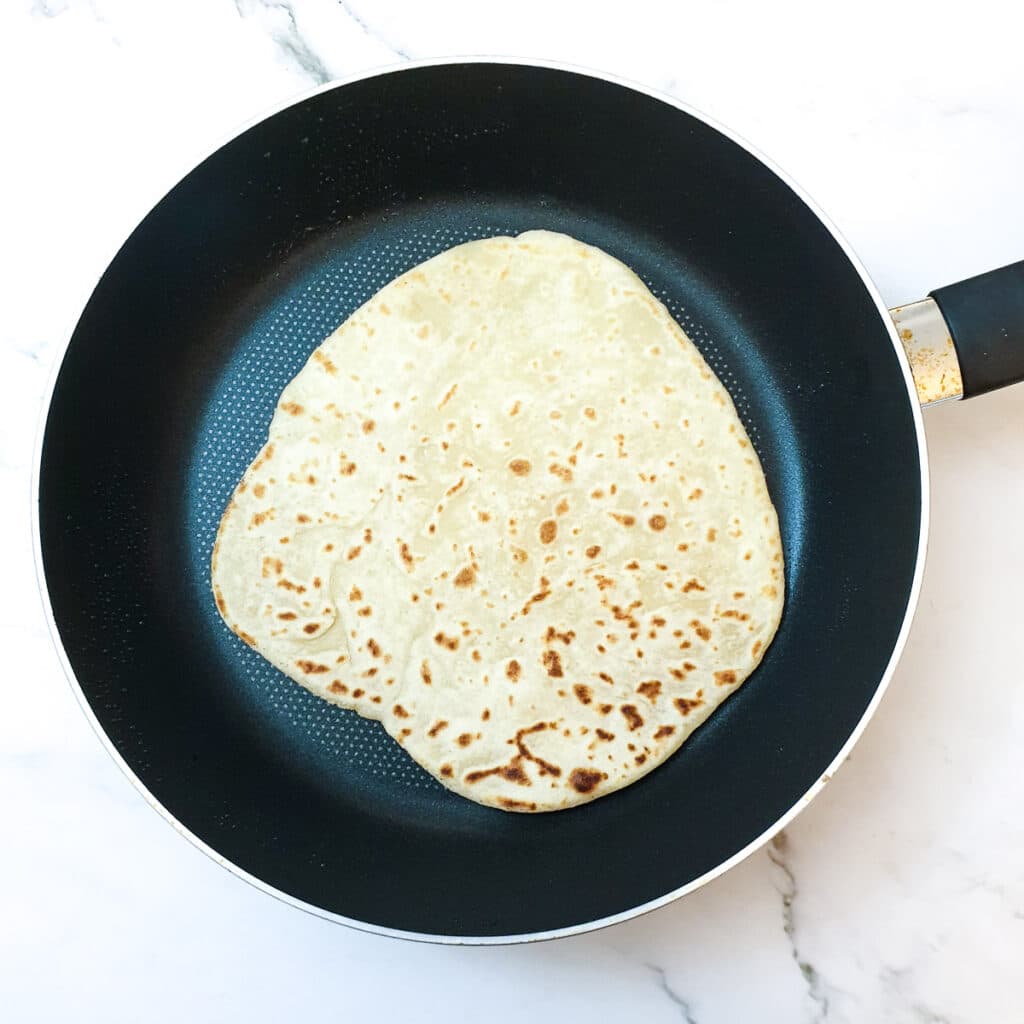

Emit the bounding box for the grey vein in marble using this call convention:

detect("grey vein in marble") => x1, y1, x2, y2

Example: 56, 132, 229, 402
336, 0, 411, 60
914, 1007, 952, 1024
31, 0, 70, 16
31, 0, 118, 40
767, 832, 832, 1022
881, 967, 954, 1024
11, 341, 44, 364
964, 874, 1024, 920
234, 0, 331, 84
646, 964, 698, 1024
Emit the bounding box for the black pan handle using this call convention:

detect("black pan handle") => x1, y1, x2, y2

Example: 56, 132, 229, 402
930, 261, 1024, 399
890, 261, 1024, 405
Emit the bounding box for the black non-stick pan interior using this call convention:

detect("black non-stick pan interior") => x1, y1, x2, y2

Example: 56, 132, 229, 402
39, 63, 922, 938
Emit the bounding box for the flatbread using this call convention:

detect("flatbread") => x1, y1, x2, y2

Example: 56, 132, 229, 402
212, 230, 784, 811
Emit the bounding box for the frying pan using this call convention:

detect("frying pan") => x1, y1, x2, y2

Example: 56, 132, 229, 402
34, 59, 1024, 943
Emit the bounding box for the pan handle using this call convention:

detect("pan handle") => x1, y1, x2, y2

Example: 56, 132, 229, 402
890, 261, 1024, 407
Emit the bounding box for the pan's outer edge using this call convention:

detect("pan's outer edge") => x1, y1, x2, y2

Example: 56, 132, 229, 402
31, 55, 931, 946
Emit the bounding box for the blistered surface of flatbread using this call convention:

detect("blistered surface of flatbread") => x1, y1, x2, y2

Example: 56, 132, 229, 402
213, 230, 784, 811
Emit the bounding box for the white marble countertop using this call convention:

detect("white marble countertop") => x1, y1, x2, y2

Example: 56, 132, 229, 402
3, 2, 1023, 1020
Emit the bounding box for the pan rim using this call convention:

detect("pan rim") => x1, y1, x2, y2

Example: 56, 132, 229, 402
31, 54, 930, 946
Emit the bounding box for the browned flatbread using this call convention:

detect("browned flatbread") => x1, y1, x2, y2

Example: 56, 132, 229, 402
212, 230, 784, 811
